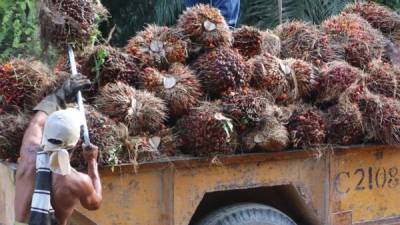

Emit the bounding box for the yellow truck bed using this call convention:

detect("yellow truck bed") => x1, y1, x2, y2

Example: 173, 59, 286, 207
2, 145, 400, 225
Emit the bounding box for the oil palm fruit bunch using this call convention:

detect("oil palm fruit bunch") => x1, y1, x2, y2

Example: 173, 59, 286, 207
262, 30, 281, 57
343, 2, 400, 45
141, 63, 203, 119
38, 0, 108, 51
221, 89, 272, 131
248, 52, 289, 102
356, 93, 400, 144
365, 60, 400, 99
275, 21, 342, 67
177, 4, 232, 50
95, 82, 167, 135
282, 58, 316, 101
322, 13, 387, 69
325, 101, 364, 145
191, 47, 249, 98
0, 59, 55, 111
316, 61, 363, 106
0, 112, 30, 162
126, 25, 188, 69
233, 26, 264, 59
242, 117, 289, 152
81, 46, 141, 90
287, 105, 327, 148
176, 102, 238, 156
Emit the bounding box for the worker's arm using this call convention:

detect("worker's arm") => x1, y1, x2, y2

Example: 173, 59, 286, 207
79, 144, 102, 210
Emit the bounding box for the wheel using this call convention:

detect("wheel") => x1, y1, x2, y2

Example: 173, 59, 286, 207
196, 203, 296, 225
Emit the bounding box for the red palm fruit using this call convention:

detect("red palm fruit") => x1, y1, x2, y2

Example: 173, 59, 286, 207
287, 105, 327, 148
126, 25, 188, 69
322, 13, 387, 69
248, 52, 289, 101
262, 30, 281, 57
316, 61, 363, 105
191, 47, 250, 98
0, 59, 56, 111
176, 102, 238, 156
365, 59, 400, 99
242, 117, 289, 152
141, 64, 203, 118
95, 82, 167, 135
326, 102, 364, 145
233, 26, 264, 59
38, 0, 108, 51
343, 1, 400, 44
0, 112, 30, 162
274, 21, 343, 67
177, 4, 232, 50
282, 58, 316, 101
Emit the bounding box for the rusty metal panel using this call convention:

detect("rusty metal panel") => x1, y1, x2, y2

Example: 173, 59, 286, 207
330, 145, 400, 224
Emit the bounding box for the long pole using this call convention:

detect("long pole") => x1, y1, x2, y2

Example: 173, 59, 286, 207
68, 45, 91, 146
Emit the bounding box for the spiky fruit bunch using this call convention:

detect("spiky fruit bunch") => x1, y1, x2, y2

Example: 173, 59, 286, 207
282, 58, 316, 100
191, 47, 249, 97
248, 52, 289, 101
0, 112, 30, 162
233, 26, 263, 59
343, 2, 400, 43
275, 21, 342, 66
39, 0, 107, 51
322, 13, 387, 69
0, 59, 55, 111
141, 64, 203, 118
365, 60, 400, 99
316, 61, 363, 105
221, 89, 272, 130
177, 4, 232, 50
242, 117, 289, 152
326, 102, 364, 145
262, 30, 281, 57
287, 106, 327, 148
356, 93, 400, 144
176, 102, 238, 156
95, 82, 167, 135
126, 25, 188, 68
83, 46, 141, 87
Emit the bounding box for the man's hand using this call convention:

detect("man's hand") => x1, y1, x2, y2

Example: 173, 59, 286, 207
34, 73, 91, 115
82, 144, 99, 163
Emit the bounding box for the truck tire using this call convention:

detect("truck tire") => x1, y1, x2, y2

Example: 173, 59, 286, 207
196, 203, 296, 225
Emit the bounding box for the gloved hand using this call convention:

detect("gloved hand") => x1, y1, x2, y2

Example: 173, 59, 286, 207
34, 73, 91, 115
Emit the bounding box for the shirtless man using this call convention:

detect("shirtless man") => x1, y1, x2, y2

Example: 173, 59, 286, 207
14, 75, 102, 225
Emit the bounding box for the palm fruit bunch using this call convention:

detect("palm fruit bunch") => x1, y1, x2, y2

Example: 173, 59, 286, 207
177, 4, 232, 50
126, 25, 188, 69
322, 13, 387, 69
191, 47, 249, 98
80, 46, 141, 91
38, 0, 108, 51
0, 59, 55, 111
141, 63, 203, 119
343, 2, 400, 44
262, 30, 281, 57
282, 58, 316, 101
233, 26, 264, 59
176, 102, 238, 156
316, 61, 363, 106
248, 52, 289, 102
0, 112, 30, 162
95, 82, 167, 135
287, 106, 327, 148
241, 117, 289, 152
274, 21, 342, 67
355, 93, 400, 144
325, 101, 364, 145
221, 89, 273, 131
365, 60, 400, 99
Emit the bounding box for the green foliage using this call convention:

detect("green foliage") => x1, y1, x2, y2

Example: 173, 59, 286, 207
374, 0, 400, 10
94, 48, 109, 85
0, 0, 41, 63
